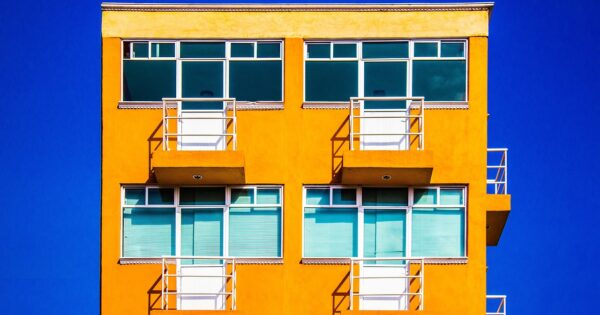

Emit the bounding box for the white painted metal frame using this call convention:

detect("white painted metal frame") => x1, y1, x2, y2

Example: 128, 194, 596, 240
487, 148, 508, 194
486, 295, 507, 315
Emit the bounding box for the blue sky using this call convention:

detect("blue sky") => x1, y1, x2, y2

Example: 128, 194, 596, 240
0, 0, 597, 314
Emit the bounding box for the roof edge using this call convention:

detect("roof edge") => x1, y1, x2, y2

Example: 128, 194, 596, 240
101, 2, 494, 12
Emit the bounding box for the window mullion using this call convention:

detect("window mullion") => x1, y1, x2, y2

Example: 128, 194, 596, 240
175, 187, 181, 257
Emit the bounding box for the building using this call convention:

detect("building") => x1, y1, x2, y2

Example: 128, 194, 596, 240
101, 2, 511, 315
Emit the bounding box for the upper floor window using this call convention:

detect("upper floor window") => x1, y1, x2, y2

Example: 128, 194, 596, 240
122, 40, 283, 102
304, 40, 467, 103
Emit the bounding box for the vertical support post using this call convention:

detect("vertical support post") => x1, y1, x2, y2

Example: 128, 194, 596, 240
349, 259, 354, 310
420, 258, 424, 310
504, 149, 508, 194
161, 257, 165, 310
349, 99, 354, 151
420, 98, 425, 150
232, 99, 237, 151
162, 100, 167, 151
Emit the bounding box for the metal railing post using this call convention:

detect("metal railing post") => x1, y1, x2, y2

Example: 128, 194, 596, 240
349, 99, 354, 151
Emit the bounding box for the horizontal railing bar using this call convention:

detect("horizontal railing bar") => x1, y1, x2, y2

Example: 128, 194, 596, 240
352, 133, 423, 136
164, 274, 232, 278
486, 295, 507, 298
353, 293, 422, 296
352, 275, 422, 279
165, 117, 234, 120
163, 98, 236, 102
352, 115, 422, 119
164, 133, 235, 136
487, 165, 505, 169
162, 292, 233, 296
350, 97, 425, 101
487, 148, 508, 152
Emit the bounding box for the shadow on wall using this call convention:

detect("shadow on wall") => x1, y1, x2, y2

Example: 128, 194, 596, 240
147, 273, 163, 314
148, 120, 163, 182
332, 271, 350, 315
331, 116, 350, 183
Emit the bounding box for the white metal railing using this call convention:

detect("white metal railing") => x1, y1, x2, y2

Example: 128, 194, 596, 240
486, 295, 507, 315
161, 256, 236, 311
349, 97, 425, 151
349, 257, 425, 311
162, 98, 238, 151
487, 148, 508, 194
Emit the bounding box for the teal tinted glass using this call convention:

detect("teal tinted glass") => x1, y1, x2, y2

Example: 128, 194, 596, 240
231, 188, 255, 205
179, 187, 226, 205
124, 188, 145, 205
412, 208, 465, 257
414, 188, 437, 205
229, 207, 282, 257
441, 42, 465, 57
333, 43, 357, 58
148, 188, 174, 205
440, 189, 464, 205
231, 43, 254, 57
182, 61, 223, 110
305, 189, 330, 206
229, 61, 282, 101
304, 207, 357, 257
132, 42, 149, 58
414, 42, 438, 57
332, 188, 356, 205
151, 43, 175, 58
362, 188, 408, 206
257, 43, 281, 58
180, 42, 225, 58
257, 189, 280, 204
181, 208, 223, 264
305, 61, 358, 101
363, 42, 408, 58
364, 61, 407, 109
123, 207, 175, 257
307, 43, 330, 58
364, 210, 406, 262
412, 60, 466, 101
123, 60, 176, 101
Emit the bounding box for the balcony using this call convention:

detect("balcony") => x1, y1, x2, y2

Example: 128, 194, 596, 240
486, 295, 507, 315
486, 148, 511, 245
342, 97, 433, 186
152, 98, 245, 185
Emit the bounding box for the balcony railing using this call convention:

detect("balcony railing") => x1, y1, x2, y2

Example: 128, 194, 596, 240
486, 295, 507, 315
487, 148, 508, 194
161, 256, 236, 311
162, 98, 238, 151
349, 257, 425, 311
349, 97, 425, 151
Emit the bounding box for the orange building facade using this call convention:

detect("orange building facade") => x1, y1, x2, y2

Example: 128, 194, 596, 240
101, 3, 510, 315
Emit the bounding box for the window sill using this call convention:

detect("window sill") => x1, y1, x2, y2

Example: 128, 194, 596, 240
117, 101, 284, 110
302, 101, 469, 110
301, 257, 468, 265
119, 257, 283, 265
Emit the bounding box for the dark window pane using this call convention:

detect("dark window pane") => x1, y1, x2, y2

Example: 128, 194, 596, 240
151, 43, 175, 58
231, 43, 254, 57
332, 188, 356, 205
414, 42, 438, 57
182, 61, 224, 109
180, 187, 226, 205
132, 42, 148, 58
441, 42, 465, 58
148, 188, 175, 205
333, 43, 357, 58
305, 61, 358, 102
363, 188, 408, 206
257, 43, 281, 58
363, 42, 408, 58
364, 61, 407, 109
307, 43, 330, 58
412, 60, 466, 101
123, 60, 176, 101
180, 42, 225, 58
229, 61, 282, 101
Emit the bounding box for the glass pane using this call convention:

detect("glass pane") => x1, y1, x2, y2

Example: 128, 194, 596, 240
333, 43, 357, 58
257, 43, 281, 58
132, 42, 148, 58
307, 43, 330, 58
257, 189, 281, 204
363, 42, 408, 58
362, 188, 408, 206
124, 188, 145, 205
412, 60, 466, 101
229, 61, 282, 101
122, 207, 175, 257
305, 61, 358, 101
151, 43, 175, 58
304, 207, 357, 257
148, 188, 174, 205
180, 42, 225, 58
364, 61, 407, 109
231, 43, 254, 57
231, 188, 255, 205
229, 207, 282, 257
179, 187, 226, 205
414, 42, 438, 57
181, 208, 223, 264
412, 208, 464, 257
305, 189, 330, 206
364, 209, 406, 263
440, 189, 464, 205
332, 188, 356, 205
414, 188, 437, 205
441, 42, 465, 57
182, 61, 223, 110
123, 60, 176, 101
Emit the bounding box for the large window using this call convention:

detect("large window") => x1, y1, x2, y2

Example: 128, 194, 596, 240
121, 186, 283, 258
122, 40, 283, 102
303, 186, 466, 258
304, 40, 467, 103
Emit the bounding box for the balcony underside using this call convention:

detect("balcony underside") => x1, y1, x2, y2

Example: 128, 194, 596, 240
341, 150, 433, 185
486, 194, 511, 246
152, 150, 245, 185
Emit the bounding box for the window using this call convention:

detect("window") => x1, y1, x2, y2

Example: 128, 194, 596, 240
303, 186, 466, 258
121, 186, 283, 258
122, 40, 283, 102
304, 40, 467, 103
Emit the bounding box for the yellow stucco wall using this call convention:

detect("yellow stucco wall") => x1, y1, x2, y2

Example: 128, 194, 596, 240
102, 7, 489, 315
